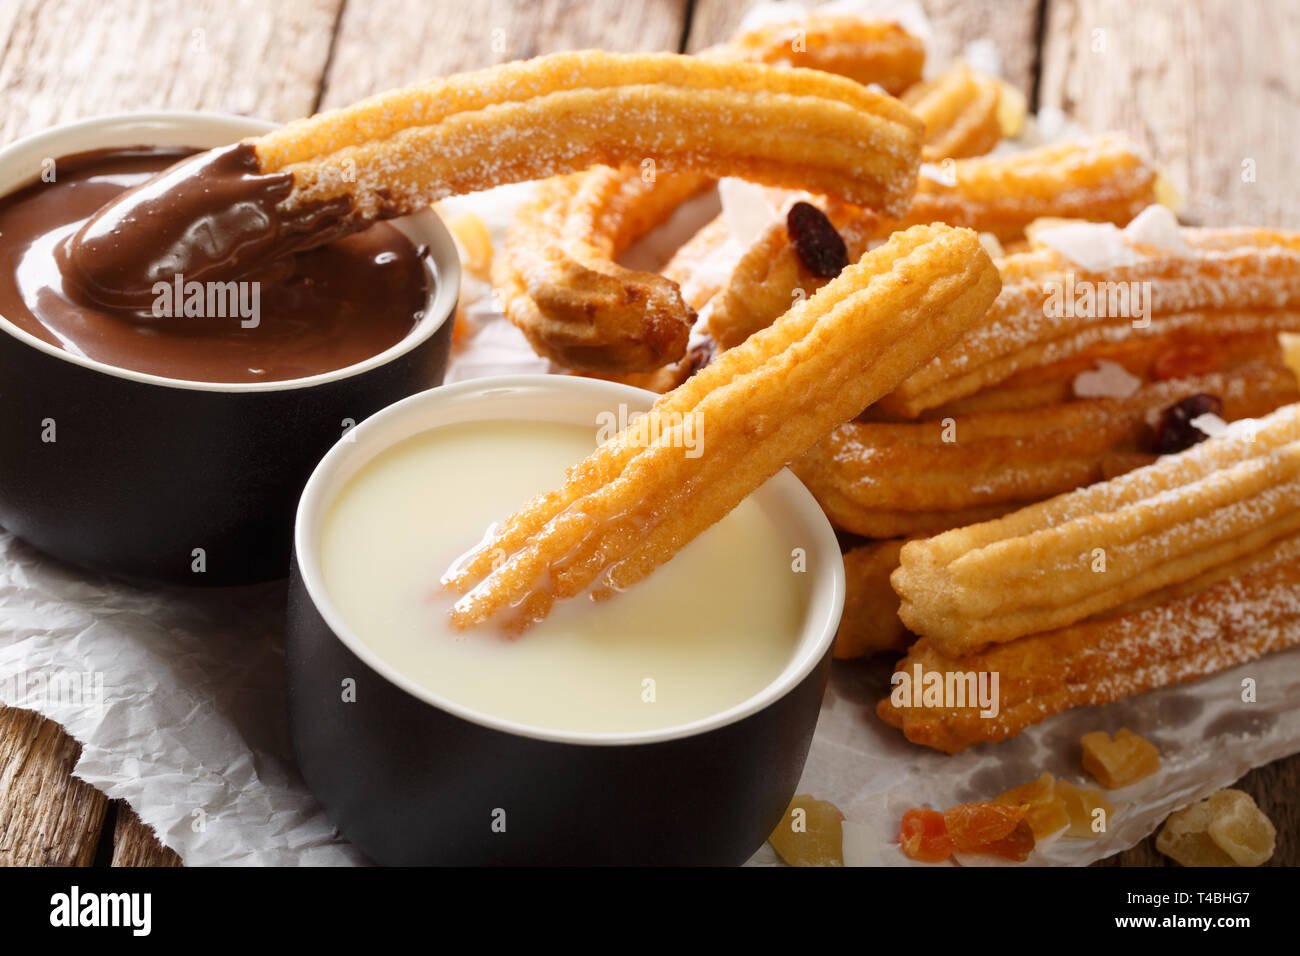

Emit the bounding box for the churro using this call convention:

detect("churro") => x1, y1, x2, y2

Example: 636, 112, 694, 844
882, 227, 1300, 418
706, 196, 879, 349
443, 225, 1000, 630
893, 403, 1300, 652
795, 361, 1299, 538
493, 169, 710, 372
835, 539, 911, 658
66, 51, 923, 308
901, 64, 1003, 161
701, 137, 1160, 351
882, 135, 1158, 241
725, 15, 924, 93
879, 529, 1300, 753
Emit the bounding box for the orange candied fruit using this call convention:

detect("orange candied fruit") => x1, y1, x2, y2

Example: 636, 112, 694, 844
943, 801, 1030, 855
1080, 728, 1161, 789
898, 808, 953, 863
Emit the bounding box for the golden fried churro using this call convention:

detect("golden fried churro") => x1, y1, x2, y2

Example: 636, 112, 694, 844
443, 225, 1000, 630
901, 64, 1002, 161
700, 138, 1159, 351
928, 331, 1289, 417
725, 15, 925, 93
266, 51, 923, 228
661, 214, 737, 311
882, 135, 1158, 241
706, 196, 879, 349
882, 228, 1300, 418
794, 361, 1300, 538
69, 51, 924, 310
835, 539, 911, 658
493, 169, 712, 372
893, 403, 1300, 652
878, 531, 1300, 753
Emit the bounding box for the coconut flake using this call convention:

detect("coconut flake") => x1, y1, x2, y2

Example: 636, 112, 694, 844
1191, 413, 1230, 439
1073, 360, 1142, 399
1124, 204, 1192, 256
1035, 221, 1139, 272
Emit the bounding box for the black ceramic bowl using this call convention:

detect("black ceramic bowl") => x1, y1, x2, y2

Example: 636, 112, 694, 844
0, 112, 460, 585
287, 376, 846, 865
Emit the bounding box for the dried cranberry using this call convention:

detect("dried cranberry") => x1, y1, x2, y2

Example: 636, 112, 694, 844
786, 201, 849, 278
1151, 393, 1223, 454
685, 335, 717, 378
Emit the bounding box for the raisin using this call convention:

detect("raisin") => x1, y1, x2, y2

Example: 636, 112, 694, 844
685, 335, 717, 378
786, 201, 848, 278
1151, 393, 1223, 454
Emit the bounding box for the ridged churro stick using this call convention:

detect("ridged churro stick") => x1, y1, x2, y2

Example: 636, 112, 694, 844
444, 225, 1000, 630
794, 361, 1300, 537
257, 51, 924, 223
880, 532, 1300, 753
703, 136, 1159, 351
901, 63, 1002, 161
893, 403, 1300, 652
883, 228, 1300, 417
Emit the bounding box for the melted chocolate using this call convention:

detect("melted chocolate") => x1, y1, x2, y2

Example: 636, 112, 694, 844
0, 147, 430, 383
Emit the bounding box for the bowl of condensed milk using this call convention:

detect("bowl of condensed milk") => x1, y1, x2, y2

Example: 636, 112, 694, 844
287, 374, 845, 865
0, 112, 459, 584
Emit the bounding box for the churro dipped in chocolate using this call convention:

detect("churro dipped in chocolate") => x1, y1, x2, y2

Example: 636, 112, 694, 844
61, 51, 922, 314
444, 225, 1000, 631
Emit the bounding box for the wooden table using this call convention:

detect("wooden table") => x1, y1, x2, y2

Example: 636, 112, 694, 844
0, 0, 1296, 867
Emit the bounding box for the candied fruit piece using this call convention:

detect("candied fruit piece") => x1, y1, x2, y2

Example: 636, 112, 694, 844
1206, 790, 1276, 866
769, 794, 845, 867
1056, 780, 1115, 838
996, 772, 1070, 840
980, 819, 1036, 862
898, 808, 953, 863
1081, 728, 1161, 789
786, 201, 848, 278
1157, 799, 1237, 867
943, 801, 1026, 852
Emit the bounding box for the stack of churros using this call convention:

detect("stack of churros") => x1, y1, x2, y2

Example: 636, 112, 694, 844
445, 11, 1300, 757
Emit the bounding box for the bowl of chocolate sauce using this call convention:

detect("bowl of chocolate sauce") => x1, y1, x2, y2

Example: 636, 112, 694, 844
0, 112, 460, 585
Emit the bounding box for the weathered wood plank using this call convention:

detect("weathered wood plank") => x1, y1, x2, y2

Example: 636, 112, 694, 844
684, 0, 1042, 93
1038, 0, 1300, 226
111, 803, 182, 868
0, 0, 344, 144
320, 0, 689, 109
0, 708, 106, 866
